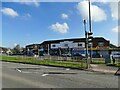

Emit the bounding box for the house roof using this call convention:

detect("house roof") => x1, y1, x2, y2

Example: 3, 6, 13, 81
25, 37, 110, 47
41, 37, 108, 44
110, 44, 117, 48
26, 44, 41, 47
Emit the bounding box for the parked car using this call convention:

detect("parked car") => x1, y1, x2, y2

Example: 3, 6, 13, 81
72, 53, 85, 60
61, 53, 71, 57
112, 53, 120, 58
92, 53, 101, 58
11, 53, 24, 56
43, 54, 50, 56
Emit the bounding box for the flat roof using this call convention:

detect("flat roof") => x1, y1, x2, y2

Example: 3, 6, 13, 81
41, 37, 108, 44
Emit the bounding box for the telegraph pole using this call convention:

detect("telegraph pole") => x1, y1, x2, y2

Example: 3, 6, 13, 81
89, 0, 92, 33
88, 0, 93, 64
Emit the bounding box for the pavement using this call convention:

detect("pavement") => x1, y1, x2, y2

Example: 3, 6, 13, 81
90, 64, 119, 74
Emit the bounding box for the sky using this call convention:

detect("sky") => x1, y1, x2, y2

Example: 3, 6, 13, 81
1, 0, 119, 48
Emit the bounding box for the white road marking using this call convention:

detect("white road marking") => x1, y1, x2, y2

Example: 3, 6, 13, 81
16, 68, 22, 73
41, 74, 49, 76
20, 64, 25, 65
66, 68, 70, 70
41, 66, 49, 68
22, 71, 32, 73
16, 69, 39, 73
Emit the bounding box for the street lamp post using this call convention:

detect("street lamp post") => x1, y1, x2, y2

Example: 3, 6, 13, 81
83, 19, 89, 69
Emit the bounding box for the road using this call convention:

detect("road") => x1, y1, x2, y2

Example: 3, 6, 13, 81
1, 61, 119, 88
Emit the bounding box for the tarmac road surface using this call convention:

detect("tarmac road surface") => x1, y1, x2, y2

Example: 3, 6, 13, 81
1, 61, 119, 88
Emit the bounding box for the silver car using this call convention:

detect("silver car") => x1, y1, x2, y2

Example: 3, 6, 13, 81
112, 53, 120, 58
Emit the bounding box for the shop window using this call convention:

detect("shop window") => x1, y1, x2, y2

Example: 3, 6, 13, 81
30, 46, 33, 48
98, 42, 104, 46
64, 44, 68, 47
52, 45, 56, 47
78, 43, 82, 47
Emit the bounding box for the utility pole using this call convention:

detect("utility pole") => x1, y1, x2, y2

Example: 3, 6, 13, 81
88, 0, 93, 64
89, 0, 92, 33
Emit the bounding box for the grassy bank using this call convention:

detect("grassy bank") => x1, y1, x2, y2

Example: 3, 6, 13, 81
91, 61, 105, 64
106, 63, 120, 67
0, 56, 86, 69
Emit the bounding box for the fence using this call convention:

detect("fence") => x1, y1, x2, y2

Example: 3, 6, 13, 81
114, 58, 119, 63
16, 56, 79, 61
15, 55, 105, 62
92, 58, 105, 62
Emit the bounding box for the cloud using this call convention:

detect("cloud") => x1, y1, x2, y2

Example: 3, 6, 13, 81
26, 13, 31, 18
50, 22, 69, 34
1, 8, 19, 18
14, 43, 17, 47
76, 1, 107, 22
20, 13, 31, 20
109, 2, 119, 20
61, 13, 69, 19
90, 0, 119, 3
23, 13, 32, 18
99, 1, 119, 20
90, 0, 111, 3
112, 26, 120, 33
19, 0, 40, 7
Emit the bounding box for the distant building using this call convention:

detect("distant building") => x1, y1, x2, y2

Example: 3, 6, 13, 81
0, 47, 12, 55
40, 37, 110, 56
25, 37, 114, 57
26, 44, 41, 55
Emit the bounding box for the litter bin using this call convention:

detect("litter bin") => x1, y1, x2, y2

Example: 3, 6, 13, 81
104, 55, 111, 64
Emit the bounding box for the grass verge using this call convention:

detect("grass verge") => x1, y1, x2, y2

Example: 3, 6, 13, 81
91, 61, 105, 64
106, 63, 120, 67
0, 56, 86, 69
